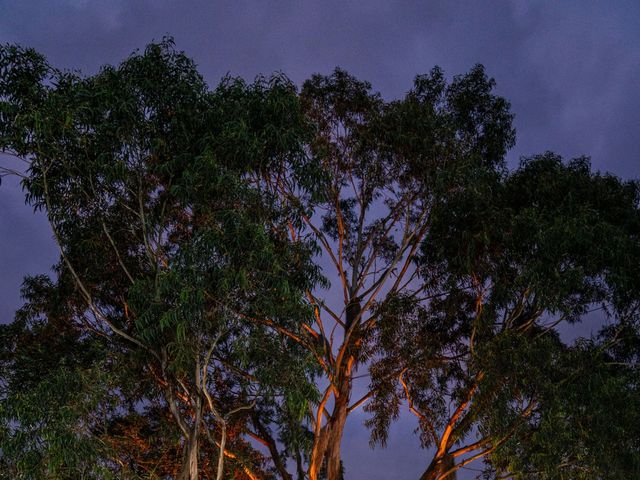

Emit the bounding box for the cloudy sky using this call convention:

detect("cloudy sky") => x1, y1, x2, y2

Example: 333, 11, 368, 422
1, 1, 639, 478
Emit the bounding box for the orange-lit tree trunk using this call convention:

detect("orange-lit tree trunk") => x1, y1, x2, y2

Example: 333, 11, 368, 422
324, 377, 351, 480
309, 365, 353, 480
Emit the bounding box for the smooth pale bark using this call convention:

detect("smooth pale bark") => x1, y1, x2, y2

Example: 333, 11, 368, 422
178, 431, 200, 480
176, 394, 203, 480
216, 423, 227, 480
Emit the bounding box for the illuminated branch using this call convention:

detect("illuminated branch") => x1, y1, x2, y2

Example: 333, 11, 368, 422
437, 371, 485, 457
101, 219, 135, 284
347, 390, 374, 413
204, 429, 260, 480
399, 369, 438, 445
309, 385, 335, 479
438, 400, 537, 480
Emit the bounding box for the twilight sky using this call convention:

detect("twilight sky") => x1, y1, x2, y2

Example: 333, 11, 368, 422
1, 1, 639, 478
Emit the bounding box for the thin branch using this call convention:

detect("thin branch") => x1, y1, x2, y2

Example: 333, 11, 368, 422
204, 429, 259, 480
0, 166, 28, 179
438, 371, 485, 456
399, 369, 438, 445
347, 390, 374, 413
438, 445, 497, 480
101, 220, 135, 284
334, 188, 350, 305
42, 167, 158, 360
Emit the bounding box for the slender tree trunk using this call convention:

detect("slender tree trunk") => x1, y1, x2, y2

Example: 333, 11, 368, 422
295, 447, 305, 480
165, 385, 201, 480
178, 429, 200, 480
324, 379, 350, 480
162, 352, 203, 480
171, 382, 202, 480
216, 422, 227, 480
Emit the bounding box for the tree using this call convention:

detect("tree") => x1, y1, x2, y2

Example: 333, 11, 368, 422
2, 40, 639, 480
0, 275, 120, 479
254, 65, 518, 479
367, 154, 640, 479
0, 39, 321, 479
254, 68, 640, 479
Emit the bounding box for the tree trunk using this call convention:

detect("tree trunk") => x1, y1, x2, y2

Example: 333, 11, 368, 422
324, 380, 349, 480
419, 454, 456, 480
215, 422, 227, 480
309, 373, 351, 480
173, 388, 202, 480
322, 300, 361, 480
309, 299, 360, 480
178, 430, 200, 480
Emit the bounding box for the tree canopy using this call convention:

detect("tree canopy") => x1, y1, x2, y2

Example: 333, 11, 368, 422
1, 39, 639, 480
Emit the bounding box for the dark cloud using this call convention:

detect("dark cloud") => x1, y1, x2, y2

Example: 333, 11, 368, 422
1, 1, 638, 478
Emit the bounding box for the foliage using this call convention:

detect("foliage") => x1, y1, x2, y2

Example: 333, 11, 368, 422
367, 153, 640, 478
0, 277, 117, 479
1, 39, 320, 479
1, 39, 639, 480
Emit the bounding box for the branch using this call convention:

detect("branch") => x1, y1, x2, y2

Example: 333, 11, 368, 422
101, 220, 135, 284
437, 445, 497, 480
309, 385, 334, 476
41, 167, 158, 361
0, 166, 28, 179
347, 390, 374, 414
399, 369, 438, 445
301, 212, 345, 287
211, 299, 333, 377
251, 414, 294, 480
437, 371, 485, 456
204, 428, 259, 480
439, 400, 537, 480
334, 188, 350, 305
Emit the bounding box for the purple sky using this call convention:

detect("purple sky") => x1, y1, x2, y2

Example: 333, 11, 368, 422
1, 1, 639, 478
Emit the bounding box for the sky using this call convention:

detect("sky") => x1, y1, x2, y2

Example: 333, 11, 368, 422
0, 1, 639, 478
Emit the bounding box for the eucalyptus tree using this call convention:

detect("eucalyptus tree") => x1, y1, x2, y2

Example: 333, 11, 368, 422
0, 40, 321, 480
256, 68, 640, 480
367, 154, 640, 479
252, 65, 519, 479
0, 274, 122, 479
2, 39, 639, 480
